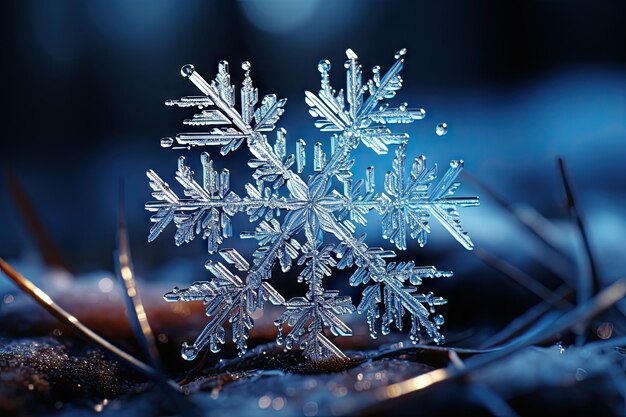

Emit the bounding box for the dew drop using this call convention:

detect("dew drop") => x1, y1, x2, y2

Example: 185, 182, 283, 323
160, 137, 174, 148
394, 48, 407, 59
180, 64, 195, 77
318, 59, 331, 73
436, 122, 448, 136
344, 60, 351, 69
181, 343, 198, 361
372, 65, 380, 74
434, 314, 445, 326
241, 61, 251, 71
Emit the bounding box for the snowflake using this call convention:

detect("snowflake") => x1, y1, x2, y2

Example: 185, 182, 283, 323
146, 49, 479, 361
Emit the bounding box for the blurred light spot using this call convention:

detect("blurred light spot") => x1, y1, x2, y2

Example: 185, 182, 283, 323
575, 367, 588, 381
303, 401, 318, 416
596, 322, 613, 339
258, 395, 271, 409
47, 269, 72, 290
238, 0, 321, 33
52, 328, 62, 337
98, 277, 114, 293
3, 294, 14, 304
271, 396, 285, 410
157, 333, 169, 343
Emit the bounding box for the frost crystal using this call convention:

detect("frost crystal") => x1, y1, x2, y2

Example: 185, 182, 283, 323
146, 49, 479, 361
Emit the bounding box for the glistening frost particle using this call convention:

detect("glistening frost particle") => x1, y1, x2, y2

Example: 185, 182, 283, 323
146, 48, 479, 361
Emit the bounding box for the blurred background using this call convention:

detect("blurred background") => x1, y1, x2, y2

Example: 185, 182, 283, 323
1, 0, 625, 338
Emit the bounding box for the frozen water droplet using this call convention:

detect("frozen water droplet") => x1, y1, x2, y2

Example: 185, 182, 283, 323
344, 60, 351, 69
417, 108, 426, 119
241, 61, 251, 71
434, 314, 445, 326
436, 123, 448, 136
180, 64, 195, 78
181, 343, 198, 361
318, 59, 331, 73
372, 65, 380, 74
399, 102, 407, 112
160, 137, 174, 148
394, 48, 407, 59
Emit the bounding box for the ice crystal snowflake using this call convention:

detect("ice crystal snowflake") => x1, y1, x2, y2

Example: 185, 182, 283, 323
146, 48, 479, 361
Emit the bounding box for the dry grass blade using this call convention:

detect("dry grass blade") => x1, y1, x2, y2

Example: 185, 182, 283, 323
462, 170, 573, 282
116, 179, 162, 370
480, 284, 572, 348
476, 248, 573, 310
346, 277, 626, 415
557, 157, 601, 298
0, 258, 196, 414
7, 174, 69, 271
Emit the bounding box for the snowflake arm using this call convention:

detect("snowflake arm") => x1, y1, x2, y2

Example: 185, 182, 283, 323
305, 49, 425, 155
321, 210, 449, 343
163, 248, 284, 359
330, 143, 479, 250
379, 144, 479, 250
276, 242, 354, 360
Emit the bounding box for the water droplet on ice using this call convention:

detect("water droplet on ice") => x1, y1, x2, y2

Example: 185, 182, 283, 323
318, 59, 331, 73
180, 64, 195, 77
160, 137, 174, 148
394, 48, 407, 59
436, 123, 448, 136
434, 314, 445, 326
241, 61, 251, 71
181, 343, 198, 360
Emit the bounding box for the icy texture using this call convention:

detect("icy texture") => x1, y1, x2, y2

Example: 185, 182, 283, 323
147, 49, 479, 361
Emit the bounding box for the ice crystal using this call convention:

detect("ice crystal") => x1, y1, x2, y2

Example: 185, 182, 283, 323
146, 49, 479, 361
